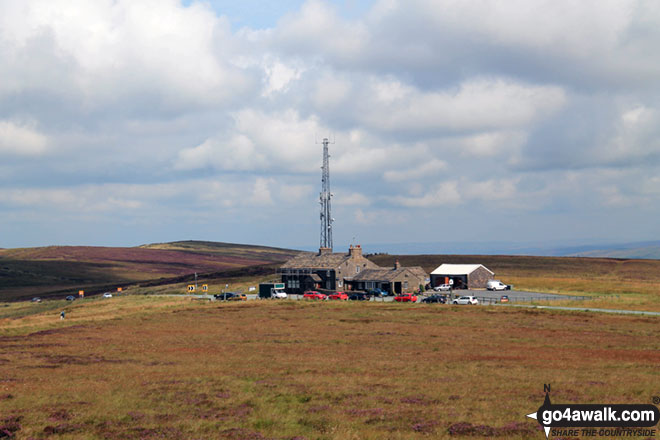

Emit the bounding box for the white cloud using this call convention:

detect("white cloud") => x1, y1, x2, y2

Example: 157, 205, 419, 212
392, 181, 461, 207
0, 121, 48, 156
383, 159, 447, 182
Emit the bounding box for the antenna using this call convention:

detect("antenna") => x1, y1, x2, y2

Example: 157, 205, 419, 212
317, 137, 334, 251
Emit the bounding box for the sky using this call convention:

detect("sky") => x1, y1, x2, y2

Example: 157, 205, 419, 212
1, 0, 660, 251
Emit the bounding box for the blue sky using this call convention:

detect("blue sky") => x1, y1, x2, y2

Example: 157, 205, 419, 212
1, 0, 660, 251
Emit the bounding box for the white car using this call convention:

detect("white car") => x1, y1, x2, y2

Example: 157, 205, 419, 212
102, 292, 113, 298
271, 289, 287, 299
434, 284, 451, 291
453, 295, 479, 305
487, 280, 510, 291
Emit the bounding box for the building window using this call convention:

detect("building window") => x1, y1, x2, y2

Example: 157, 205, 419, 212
338, 280, 343, 287
404, 281, 408, 289
356, 266, 360, 274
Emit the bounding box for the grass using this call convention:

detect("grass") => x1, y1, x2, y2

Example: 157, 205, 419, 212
1, 297, 658, 439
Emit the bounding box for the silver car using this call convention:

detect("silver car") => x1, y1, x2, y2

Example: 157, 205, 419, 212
453, 295, 479, 305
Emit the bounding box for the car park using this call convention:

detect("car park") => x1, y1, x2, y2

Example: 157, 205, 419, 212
65, 295, 75, 301
103, 292, 113, 298
453, 296, 478, 305
433, 284, 451, 291
394, 293, 418, 303
31, 297, 42, 303
422, 294, 446, 304
487, 280, 510, 291
303, 291, 327, 300
328, 292, 348, 300
500, 295, 509, 303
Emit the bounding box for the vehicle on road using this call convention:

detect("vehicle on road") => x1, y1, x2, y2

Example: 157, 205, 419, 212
103, 292, 113, 298
487, 280, 510, 291
433, 284, 451, 291
65, 295, 75, 301
367, 288, 388, 297
328, 292, 348, 300
31, 297, 41, 303
394, 293, 418, 303
348, 293, 370, 301
214, 292, 247, 301
422, 294, 446, 304
303, 291, 327, 300
259, 283, 287, 299
453, 296, 479, 305
500, 295, 509, 303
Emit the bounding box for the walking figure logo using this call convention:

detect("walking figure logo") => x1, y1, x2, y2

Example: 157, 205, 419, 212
526, 384, 659, 439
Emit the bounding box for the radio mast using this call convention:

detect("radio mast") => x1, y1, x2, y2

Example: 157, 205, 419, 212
319, 137, 333, 251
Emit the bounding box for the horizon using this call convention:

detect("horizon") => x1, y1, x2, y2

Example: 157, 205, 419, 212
2, 1, 660, 249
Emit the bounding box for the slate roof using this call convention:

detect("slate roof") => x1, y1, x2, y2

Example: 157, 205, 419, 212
280, 251, 352, 270
352, 266, 427, 282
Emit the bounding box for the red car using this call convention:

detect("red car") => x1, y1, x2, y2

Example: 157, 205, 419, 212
303, 291, 327, 300
394, 293, 418, 303
328, 292, 348, 300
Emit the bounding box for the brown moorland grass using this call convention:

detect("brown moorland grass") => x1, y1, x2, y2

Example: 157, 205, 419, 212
0, 242, 299, 301
1, 297, 658, 439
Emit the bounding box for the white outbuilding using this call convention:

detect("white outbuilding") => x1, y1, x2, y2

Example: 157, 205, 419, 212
430, 264, 494, 290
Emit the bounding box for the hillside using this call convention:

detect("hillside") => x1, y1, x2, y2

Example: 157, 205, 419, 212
0, 241, 300, 301
570, 244, 660, 259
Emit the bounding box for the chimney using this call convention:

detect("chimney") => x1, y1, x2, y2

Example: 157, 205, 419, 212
394, 260, 401, 269
319, 247, 332, 255
348, 244, 362, 258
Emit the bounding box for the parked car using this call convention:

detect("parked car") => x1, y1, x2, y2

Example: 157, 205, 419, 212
422, 294, 446, 304
500, 295, 509, 303
214, 292, 247, 301
65, 295, 76, 301
271, 290, 288, 299
394, 293, 418, 303
487, 280, 510, 291
303, 291, 327, 300
328, 292, 348, 300
453, 296, 479, 305
348, 293, 370, 301
103, 292, 113, 298
434, 284, 451, 291
31, 297, 42, 303
367, 288, 388, 297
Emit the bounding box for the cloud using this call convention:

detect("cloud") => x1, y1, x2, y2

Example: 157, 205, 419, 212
0, 120, 48, 156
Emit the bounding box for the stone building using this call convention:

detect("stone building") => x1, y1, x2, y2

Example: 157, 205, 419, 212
278, 245, 379, 294
347, 260, 428, 294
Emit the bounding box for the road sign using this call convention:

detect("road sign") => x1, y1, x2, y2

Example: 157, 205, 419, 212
202, 284, 208, 292
187, 285, 195, 292
117, 287, 123, 292
78, 290, 84, 297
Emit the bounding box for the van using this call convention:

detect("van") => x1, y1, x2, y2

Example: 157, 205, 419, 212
487, 280, 510, 291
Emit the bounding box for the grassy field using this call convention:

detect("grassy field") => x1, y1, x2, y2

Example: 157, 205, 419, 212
1, 296, 658, 439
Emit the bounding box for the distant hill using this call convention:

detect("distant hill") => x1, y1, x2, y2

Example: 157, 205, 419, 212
569, 244, 660, 260
0, 241, 300, 301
